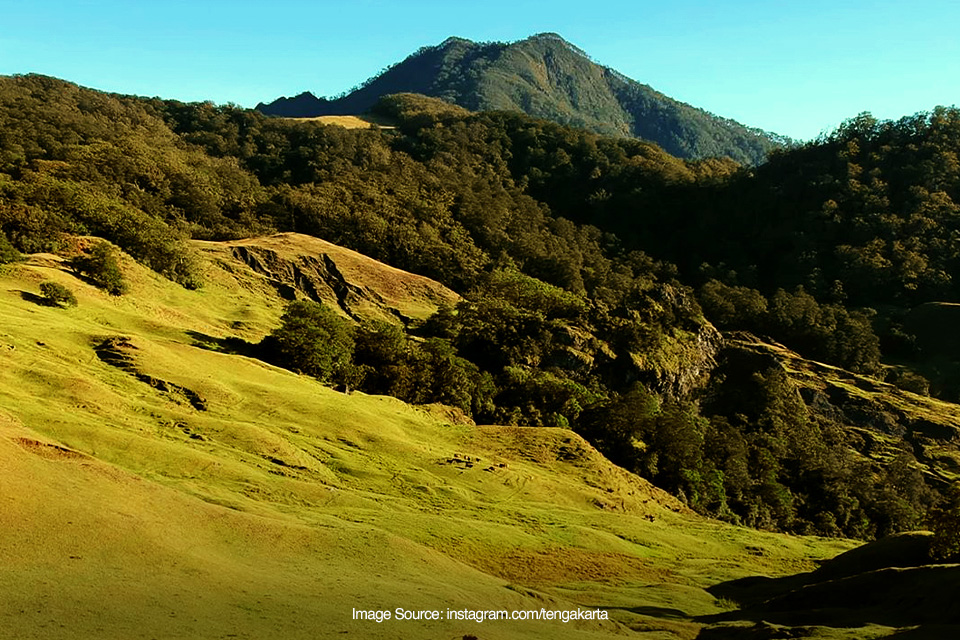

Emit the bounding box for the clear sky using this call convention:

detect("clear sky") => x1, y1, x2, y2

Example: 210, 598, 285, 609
1, 0, 958, 141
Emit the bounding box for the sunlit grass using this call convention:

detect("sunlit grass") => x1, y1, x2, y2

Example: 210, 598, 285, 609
0, 243, 854, 639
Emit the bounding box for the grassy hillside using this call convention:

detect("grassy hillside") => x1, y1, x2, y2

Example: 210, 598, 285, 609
0, 240, 856, 640
257, 33, 784, 164
5, 74, 960, 541
289, 114, 396, 129
199, 232, 461, 324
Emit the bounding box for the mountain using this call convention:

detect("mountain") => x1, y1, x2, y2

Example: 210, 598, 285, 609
257, 33, 786, 165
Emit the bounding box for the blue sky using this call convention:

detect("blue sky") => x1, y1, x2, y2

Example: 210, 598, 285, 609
1, 0, 958, 141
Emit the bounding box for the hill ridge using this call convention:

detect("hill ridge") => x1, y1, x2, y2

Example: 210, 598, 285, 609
256, 33, 785, 164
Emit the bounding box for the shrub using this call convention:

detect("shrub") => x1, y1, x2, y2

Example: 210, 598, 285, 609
698, 279, 767, 331
69, 241, 127, 295
39, 281, 77, 307
929, 484, 960, 561
885, 367, 931, 396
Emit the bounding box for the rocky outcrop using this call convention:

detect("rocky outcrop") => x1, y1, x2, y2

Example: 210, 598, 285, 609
230, 245, 364, 313
629, 320, 724, 400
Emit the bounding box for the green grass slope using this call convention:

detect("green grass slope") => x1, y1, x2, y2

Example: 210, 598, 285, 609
205, 232, 461, 324
0, 241, 853, 640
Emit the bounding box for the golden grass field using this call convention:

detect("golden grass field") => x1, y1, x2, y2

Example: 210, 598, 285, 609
0, 236, 860, 639
287, 115, 396, 129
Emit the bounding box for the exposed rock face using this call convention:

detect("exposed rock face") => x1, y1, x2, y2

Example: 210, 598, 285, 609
230, 245, 361, 311
671, 321, 724, 398
629, 320, 724, 400
198, 233, 460, 325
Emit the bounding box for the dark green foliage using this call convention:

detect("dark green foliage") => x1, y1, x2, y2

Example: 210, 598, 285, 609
3, 174, 204, 289
261, 300, 355, 383
352, 321, 414, 396
636, 108, 960, 310
698, 280, 768, 332
350, 320, 495, 418
578, 387, 728, 514
576, 385, 660, 471
929, 485, 960, 561
698, 352, 937, 537
0, 74, 271, 288
414, 339, 496, 418
69, 242, 127, 295
449, 297, 553, 371
0, 197, 71, 254
491, 367, 596, 428
0, 230, 20, 263
868, 454, 934, 536
698, 281, 881, 374
38, 281, 77, 307
480, 269, 586, 319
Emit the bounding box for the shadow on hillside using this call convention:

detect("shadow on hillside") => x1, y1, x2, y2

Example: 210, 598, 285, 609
186, 330, 260, 358
16, 290, 50, 306
695, 533, 960, 638
697, 622, 960, 639
885, 626, 960, 639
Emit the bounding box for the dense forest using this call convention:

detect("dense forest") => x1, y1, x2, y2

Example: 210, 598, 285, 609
2, 73, 959, 539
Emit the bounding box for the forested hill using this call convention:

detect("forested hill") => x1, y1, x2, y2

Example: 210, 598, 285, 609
257, 33, 785, 165
3, 74, 960, 543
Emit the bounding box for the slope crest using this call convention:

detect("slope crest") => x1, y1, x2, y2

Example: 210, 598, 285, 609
199, 232, 460, 324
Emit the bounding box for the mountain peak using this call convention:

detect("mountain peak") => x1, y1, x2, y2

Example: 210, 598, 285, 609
257, 34, 784, 164
520, 32, 591, 58
527, 32, 567, 42
438, 35, 475, 48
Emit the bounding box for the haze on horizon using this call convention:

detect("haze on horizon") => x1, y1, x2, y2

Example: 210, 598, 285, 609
1, 0, 958, 142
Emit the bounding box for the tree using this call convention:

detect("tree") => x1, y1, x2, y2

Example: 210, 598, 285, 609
39, 281, 77, 307
69, 241, 127, 295
263, 300, 355, 383
575, 384, 659, 471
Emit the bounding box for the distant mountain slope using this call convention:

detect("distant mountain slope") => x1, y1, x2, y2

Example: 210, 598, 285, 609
258, 33, 786, 164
